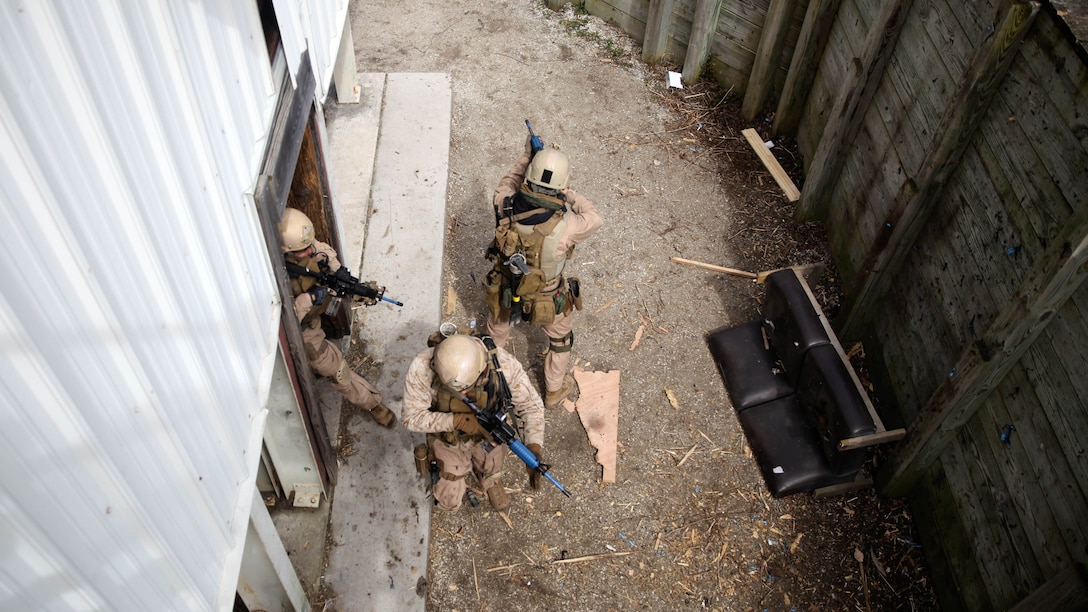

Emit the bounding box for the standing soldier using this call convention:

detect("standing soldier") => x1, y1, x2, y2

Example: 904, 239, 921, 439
278, 207, 397, 428
484, 137, 603, 409
401, 334, 545, 511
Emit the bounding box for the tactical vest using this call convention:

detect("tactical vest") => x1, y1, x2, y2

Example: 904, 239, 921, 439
287, 253, 332, 327
494, 186, 569, 284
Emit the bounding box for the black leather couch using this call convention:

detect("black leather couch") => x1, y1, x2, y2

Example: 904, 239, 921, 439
706, 267, 902, 497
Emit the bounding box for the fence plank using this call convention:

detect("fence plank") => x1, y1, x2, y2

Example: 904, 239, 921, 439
773, 0, 843, 134
795, 0, 913, 221
838, 1, 1041, 340
742, 0, 798, 120
681, 0, 724, 84
642, 0, 676, 63
880, 200, 1088, 496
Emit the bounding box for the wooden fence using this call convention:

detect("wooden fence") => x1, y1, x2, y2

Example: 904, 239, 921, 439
567, 0, 1088, 609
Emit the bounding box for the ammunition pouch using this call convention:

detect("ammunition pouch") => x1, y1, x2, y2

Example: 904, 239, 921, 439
484, 269, 503, 319
521, 291, 557, 325
321, 297, 351, 339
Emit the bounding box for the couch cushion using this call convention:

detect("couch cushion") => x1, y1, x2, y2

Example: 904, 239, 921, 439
707, 321, 795, 412
797, 344, 876, 475
736, 396, 843, 497
762, 269, 831, 385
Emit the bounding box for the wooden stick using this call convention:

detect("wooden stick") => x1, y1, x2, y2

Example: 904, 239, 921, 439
670, 257, 758, 279
741, 128, 801, 201
497, 511, 514, 529
552, 551, 633, 564
676, 444, 697, 467
472, 558, 480, 601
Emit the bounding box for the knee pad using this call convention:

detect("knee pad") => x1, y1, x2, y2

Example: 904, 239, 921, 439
334, 359, 352, 385
547, 331, 574, 354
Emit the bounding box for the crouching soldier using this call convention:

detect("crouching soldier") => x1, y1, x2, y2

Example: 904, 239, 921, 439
401, 334, 545, 511
279, 207, 396, 428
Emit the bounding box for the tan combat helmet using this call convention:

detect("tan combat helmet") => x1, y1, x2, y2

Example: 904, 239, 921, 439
526, 148, 570, 193
432, 334, 489, 392
278, 207, 315, 253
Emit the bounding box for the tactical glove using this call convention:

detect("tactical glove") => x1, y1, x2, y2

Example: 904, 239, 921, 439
308, 285, 328, 306
526, 443, 542, 490
452, 413, 488, 438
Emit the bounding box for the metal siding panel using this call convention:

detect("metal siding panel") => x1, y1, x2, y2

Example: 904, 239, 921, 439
307, 0, 350, 101
0, 1, 281, 609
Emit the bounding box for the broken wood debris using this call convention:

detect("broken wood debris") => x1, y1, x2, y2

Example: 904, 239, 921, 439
573, 367, 620, 483
664, 388, 681, 410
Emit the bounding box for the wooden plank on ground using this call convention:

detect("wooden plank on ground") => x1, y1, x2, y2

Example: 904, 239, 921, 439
741, 128, 801, 201
573, 367, 621, 483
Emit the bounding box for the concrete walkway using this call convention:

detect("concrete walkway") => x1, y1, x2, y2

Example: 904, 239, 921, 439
322, 72, 451, 611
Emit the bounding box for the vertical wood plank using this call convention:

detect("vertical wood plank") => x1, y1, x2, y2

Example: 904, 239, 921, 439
794, 0, 914, 221
1005, 359, 1087, 570
742, 0, 798, 120
975, 394, 1051, 582
945, 423, 1026, 606
911, 462, 991, 610
642, 0, 676, 63
681, 0, 723, 84
773, 0, 843, 134
838, 1, 1042, 340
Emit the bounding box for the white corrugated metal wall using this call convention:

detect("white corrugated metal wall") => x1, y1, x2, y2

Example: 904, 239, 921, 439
274, 0, 350, 102
0, 0, 334, 609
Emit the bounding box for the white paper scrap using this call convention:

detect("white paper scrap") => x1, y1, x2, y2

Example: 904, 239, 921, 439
667, 71, 683, 89
764, 140, 774, 148
772, 466, 784, 474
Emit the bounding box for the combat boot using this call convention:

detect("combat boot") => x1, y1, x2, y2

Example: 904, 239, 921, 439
370, 403, 397, 428
544, 374, 576, 409
480, 473, 509, 511
486, 483, 509, 511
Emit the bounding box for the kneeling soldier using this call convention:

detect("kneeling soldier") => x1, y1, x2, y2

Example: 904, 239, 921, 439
401, 334, 545, 511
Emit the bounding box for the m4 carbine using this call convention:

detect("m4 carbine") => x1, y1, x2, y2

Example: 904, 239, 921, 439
285, 261, 403, 307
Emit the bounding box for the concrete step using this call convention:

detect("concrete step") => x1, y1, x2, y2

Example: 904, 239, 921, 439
323, 72, 451, 611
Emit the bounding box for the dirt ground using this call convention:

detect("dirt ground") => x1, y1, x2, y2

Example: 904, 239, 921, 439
347, 1, 940, 610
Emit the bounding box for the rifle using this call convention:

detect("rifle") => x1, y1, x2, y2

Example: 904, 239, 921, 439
465, 336, 572, 498
285, 261, 403, 307
525, 119, 543, 155
463, 393, 571, 498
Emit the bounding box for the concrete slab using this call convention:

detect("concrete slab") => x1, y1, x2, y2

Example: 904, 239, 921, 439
326, 72, 386, 275
323, 72, 451, 611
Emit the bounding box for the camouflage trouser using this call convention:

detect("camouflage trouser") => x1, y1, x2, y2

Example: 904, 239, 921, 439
486, 306, 574, 393
301, 325, 381, 410
431, 438, 507, 510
